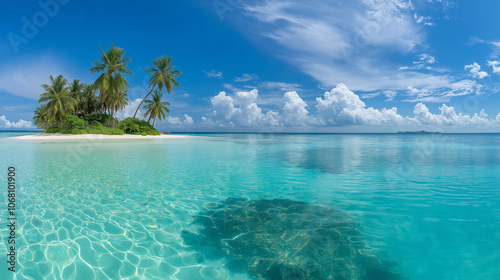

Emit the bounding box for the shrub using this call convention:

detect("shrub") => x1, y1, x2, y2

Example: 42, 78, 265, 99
70, 128, 87, 135
119, 118, 141, 134
64, 115, 85, 131
86, 123, 107, 134
43, 114, 151, 135
146, 129, 161, 136
44, 127, 61, 133
83, 113, 117, 126
119, 118, 160, 135
85, 122, 124, 135
109, 128, 125, 135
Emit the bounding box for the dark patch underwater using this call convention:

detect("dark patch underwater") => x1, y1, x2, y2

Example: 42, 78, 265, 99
182, 198, 404, 280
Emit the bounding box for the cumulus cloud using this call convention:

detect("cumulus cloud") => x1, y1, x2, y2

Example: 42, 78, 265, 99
316, 84, 409, 126
184, 115, 194, 124
465, 62, 488, 79
234, 73, 259, 82
204, 70, 223, 78
115, 98, 144, 120
282, 91, 317, 126
0, 115, 34, 129
487, 60, 500, 74
165, 114, 194, 126
204, 89, 279, 127
314, 84, 496, 128
199, 83, 500, 131
413, 103, 491, 126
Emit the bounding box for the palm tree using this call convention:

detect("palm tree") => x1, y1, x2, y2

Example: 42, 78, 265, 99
90, 44, 133, 116
133, 56, 181, 118
81, 84, 101, 116
69, 79, 85, 115
114, 91, 129, 113
33, 106, 49, 129
38, 75, 75, 125
143, 91, 170, 126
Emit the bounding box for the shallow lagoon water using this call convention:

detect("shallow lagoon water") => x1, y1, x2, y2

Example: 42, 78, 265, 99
1, 133, 500, 279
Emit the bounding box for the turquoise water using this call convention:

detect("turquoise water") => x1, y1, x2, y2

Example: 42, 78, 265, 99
1, 133, 500, 279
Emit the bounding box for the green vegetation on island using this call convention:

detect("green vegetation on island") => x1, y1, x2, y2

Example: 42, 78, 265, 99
33, 44, 182, 135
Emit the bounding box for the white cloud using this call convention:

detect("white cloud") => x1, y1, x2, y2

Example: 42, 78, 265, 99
199, 83, 500, 131
487, 60, 500, 74
222, 83, 241, 93
413, 103, 491, 126
399, 54, 436, 71
282, 91, 317, 126
472, 38, 500, 58
234, 73, 259, 82
238, 1, 472, 101
315, 84, 410, 126
363, 90, 398, 101
465, 62, 489, 79
204, 70, 223, 78
491, 42, 500, 57
414, 54, 436, 68
383, 90, 398, 101
426, 0, 455, 9
414, 14, 433, 25
403, 79, 483, 102
258, 81, 302, 91
0, 115, 34, 129
418, 54, 435, 63
184, 114, 194, 125
115, 98, 144, 120
243, 1, 419, 79
204, 89, 280, 127
165, 114, 194, 126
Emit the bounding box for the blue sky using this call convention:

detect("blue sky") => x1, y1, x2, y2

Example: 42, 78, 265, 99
2, 0, 500, 132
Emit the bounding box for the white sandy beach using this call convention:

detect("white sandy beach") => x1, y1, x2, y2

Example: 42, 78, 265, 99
13, 133, 191, 141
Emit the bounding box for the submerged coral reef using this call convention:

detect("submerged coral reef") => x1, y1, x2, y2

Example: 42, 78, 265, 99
182, 198, 402, 280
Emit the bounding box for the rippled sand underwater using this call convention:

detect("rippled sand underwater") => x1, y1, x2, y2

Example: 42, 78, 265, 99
1, 133, 500, 279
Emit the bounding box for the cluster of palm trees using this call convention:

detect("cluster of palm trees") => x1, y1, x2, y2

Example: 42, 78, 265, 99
34, 75, 102, 128
34, 44, 181, 131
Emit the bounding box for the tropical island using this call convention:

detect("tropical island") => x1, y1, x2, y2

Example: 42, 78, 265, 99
32, 44, 181, 136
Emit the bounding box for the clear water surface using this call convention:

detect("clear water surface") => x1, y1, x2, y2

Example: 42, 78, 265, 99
0, 133, 499, 279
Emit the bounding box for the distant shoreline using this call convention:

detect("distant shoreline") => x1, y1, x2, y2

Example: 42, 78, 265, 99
12, 133, 190, 141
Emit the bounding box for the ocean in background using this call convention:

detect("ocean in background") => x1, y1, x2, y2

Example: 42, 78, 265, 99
0, 132, 499, 279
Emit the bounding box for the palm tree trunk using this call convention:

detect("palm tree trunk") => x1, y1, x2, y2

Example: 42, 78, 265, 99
148, 115, 152, 125
133, 88, 154, 118
153, 118, 156, 127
